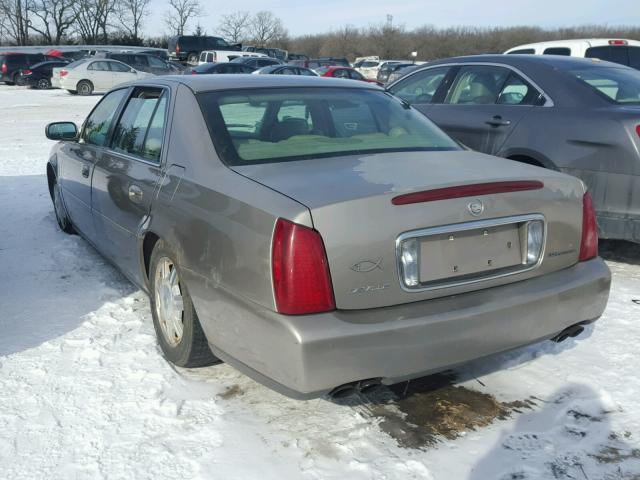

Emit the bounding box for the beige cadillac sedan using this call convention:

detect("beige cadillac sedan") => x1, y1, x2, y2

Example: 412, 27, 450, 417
45, 75, 611, 398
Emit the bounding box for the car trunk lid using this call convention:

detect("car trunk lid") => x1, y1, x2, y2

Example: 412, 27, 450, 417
232, 150, 585, 309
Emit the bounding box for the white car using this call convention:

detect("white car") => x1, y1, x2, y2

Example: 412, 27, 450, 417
505, 38, 640, 69
355, 58, 405, 80
59, 59, 153, 95
198, 50, 268, 65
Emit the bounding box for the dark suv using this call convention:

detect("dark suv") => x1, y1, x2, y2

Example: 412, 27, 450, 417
168, 36, 241, 64
96, 52, 173, 75
1, 53, 47, 85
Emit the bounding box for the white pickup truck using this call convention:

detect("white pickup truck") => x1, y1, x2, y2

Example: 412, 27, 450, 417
198, 50, 268, 65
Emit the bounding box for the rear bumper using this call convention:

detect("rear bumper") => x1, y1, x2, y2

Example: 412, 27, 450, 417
195, 258, 611, 399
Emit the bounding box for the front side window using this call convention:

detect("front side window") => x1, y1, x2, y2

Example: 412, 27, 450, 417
543, 47, 571, 56
111, 88, 168, 162
445, 65, 510, 105
348, 69, 364, 80
82, 89, 128, 146
88, 61, 110, 71
389, 66, 450, 104
570, 67, 640, 104
109, 61, 131, 72
199, 88, 460, 165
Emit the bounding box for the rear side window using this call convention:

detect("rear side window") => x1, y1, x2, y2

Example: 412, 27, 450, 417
148, 56, 167, 68
585, 46, 629, 66
445, 65, 510, 105
570, 67, 640, 104
82, 89, 128, 146
543, 47, 571, 56
111, 88, 168, 162
497, 73, 540, 105
389, 66, 450, 104
507, 49, 535, 55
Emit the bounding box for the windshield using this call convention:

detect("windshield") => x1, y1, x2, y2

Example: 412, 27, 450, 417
570, 67, 640, 104
197, 87, 460, 165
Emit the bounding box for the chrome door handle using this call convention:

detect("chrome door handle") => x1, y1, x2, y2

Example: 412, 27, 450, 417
485, 116, 511, 127
81, 164, 90, 178
128, 185, 143, 202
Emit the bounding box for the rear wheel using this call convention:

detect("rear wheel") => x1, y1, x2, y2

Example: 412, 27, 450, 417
77, 80, 93, 96
149, 240, 219, 368
36, 78, 51, 89
52, 181, 75, 234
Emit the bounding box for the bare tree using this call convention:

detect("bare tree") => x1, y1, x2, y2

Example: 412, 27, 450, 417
26, 0, 77, 44
115, 0, 150, 45
164, 0, 200, 36
0, 0, 29, 45
249, 10, 285, 48
73, 0, 116, 43
218, 10, 250, 43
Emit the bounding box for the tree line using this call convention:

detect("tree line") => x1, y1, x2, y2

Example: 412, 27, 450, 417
1, 2, 639, 61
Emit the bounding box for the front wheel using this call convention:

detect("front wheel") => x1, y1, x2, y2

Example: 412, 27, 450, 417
76, 80, 93, 96
52, 181, 75, 234
149, 240, 219, 368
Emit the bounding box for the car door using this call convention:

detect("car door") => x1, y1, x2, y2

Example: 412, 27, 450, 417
425, 65, 538, 154
108, 60, 137, 88
86, 61, 112, 91
388, 66, 455, 117
91, 87, 169, 284
57, 88, 128, 241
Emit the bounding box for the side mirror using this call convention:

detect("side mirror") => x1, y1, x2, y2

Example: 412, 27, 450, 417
45, 122, 78, 141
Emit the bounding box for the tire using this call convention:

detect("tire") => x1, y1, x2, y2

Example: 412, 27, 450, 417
52, 181, 75, 234
76, 80, 93, 96
36, 78, 51, 89
187, 53, 198, 65
149, 240, 219, 368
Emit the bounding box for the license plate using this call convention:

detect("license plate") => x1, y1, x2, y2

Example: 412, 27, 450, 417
419, 223, 522, 283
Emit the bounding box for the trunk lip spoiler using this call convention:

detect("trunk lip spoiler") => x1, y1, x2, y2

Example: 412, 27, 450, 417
392, 181, 544, 205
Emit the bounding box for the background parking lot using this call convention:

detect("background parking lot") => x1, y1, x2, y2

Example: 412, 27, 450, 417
0, 85, 640, 479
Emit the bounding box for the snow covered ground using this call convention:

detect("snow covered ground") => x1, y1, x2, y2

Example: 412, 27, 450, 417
1, 85, 639, 480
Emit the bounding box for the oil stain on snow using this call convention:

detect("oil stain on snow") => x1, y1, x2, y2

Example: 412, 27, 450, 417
354, 372, 535, 449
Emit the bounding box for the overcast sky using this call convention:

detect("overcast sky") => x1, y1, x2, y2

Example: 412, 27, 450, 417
147, 0, 640, 37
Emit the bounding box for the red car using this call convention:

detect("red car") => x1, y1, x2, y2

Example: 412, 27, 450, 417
315, 66, 382, 85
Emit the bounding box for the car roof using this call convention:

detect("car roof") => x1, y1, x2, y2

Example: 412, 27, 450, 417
423, 54, 631, 70
128, 74, 383, 93
506, 38, 640, 50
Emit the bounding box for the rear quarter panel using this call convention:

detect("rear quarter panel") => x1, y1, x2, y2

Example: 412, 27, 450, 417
147, 83, 312, 319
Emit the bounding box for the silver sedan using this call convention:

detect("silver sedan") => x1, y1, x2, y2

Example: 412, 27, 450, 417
45, 75, 611, 398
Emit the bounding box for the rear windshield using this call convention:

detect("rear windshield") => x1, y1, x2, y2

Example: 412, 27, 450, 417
198, 88, 460, 165
570, 67, 640, 104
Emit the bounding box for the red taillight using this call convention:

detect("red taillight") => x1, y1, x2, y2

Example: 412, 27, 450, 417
392, 181, 544, 205
1, 63, 6, 74
609, 40, 628, 46
59, 69, 68, 77
579, 192, 599, 261
176, 45, 181, 54
191, 70, 197, 75
271, 218, 335, 315
635, 125, 640, 138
